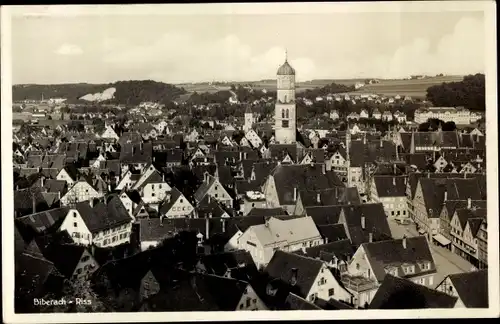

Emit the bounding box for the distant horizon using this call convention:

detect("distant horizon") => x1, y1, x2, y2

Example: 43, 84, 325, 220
12, 74, 473, 87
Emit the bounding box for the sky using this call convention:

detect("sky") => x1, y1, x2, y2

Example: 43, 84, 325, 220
10, 6, 486, 84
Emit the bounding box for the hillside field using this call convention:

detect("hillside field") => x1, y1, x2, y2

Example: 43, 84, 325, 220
177, 75, 464, 98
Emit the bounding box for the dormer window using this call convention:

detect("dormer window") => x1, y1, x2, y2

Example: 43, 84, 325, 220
403, 265, 415, 275
420, 262, 431, 271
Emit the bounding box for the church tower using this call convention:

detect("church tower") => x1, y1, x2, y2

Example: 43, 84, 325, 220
274, 51, 296, 144
243, 105, 253, 133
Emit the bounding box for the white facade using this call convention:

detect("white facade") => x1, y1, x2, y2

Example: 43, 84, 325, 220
60, 181, 103, 205
414, 107, 476, 124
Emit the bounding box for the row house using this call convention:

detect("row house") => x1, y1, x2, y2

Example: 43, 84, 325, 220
435, 270, 488, 308
370, 176, 408, 220
449, 204, 487, 268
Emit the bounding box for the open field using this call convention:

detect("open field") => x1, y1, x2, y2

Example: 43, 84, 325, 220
176, 75, 464, 98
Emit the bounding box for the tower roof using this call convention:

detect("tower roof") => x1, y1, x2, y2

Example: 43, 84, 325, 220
277, 56, 295, 76
245, 105, 253, 114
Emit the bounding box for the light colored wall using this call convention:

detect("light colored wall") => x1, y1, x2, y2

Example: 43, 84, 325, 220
306, 264, 352, 304
235, 284, 268, 311
165, 195, 194, 218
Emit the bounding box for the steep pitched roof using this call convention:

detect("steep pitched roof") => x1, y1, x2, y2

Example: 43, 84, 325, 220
448, 270, 488, 308
341, 204, 392, 246
271, 164, 344, 205
304, 239, 354, 261
246, 207, 288, 218
284, 293, 322, 310
305, 205, 344, 225
316, 224, 349, 243
265, 251, 323, 298
42, 243, 86, 277
158, 187, 184, 215
373, 176, 407, 197
250, 217, 322, 247
363, 236, 436, 282
199, 250, 259, 282
369, 275, 457, 309
76, 196, 132, 233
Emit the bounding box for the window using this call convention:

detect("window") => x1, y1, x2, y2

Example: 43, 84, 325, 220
356, 263, 360, 270
112, 236, 117, 242
253, 299, 257, 304
73, 212, 77, 217
215, 186, 218, 190
246, 298, 251, 307
215, 194, 218, 198
76, 268, 82, 274
103, 239, 109, 245
180, 199, 183, 203
81, 256, 90, 262
282, 120, 289, 128
328, 288, 334, 297
73, 222, 77, 227
159, 184, 162, 189
282, 109, 285, 118
285, 109, 290, 119
239, 304, 243, 309
152, 193, 155, 197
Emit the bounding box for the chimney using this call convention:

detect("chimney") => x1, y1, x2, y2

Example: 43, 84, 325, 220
427, 172, 430, 179
325, 237, 329, 244
40, 176, 45, 188
32, 192, 36, 214
208, 195, 211, 204
361, 216, 366, 229
467, 198, 472, 209
205, 217, 210, 240
316, 193, 321, 204
290, 268, 298, 286
380, 139, 383, 148
293, 187, 298, 202
392, 177, 396, 186
322, 163, 326, 175
221, 218, 226, 233
402, 235, 407, 249
159, 215, 164, 225
369, 232, 373, 243
89, 199, 94, 208
444, 191, 448, 202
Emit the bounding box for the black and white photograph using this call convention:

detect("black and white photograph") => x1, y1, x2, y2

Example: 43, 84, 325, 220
1, 2, 498, 322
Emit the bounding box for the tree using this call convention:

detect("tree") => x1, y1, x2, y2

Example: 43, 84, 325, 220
426, 73, 485, 111
40, 279, 112, 313
442, 121, 456, 131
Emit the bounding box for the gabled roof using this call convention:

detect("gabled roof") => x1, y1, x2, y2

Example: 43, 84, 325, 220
250, 217, 321, 247
284, 293, 322, 310
363, 236, 436, 282
373, 176, 406, 197
141, 272, 250, 311
42, 243, 87, 277
369, 275, 457, 309
447, 270, 488, 308
76, 196, 132, 233
15, 206, 70, 234
316, 224, 349, 243
299, 187, 361, 207
265, 251, 323, 299
305, 205, 344, 225
246, 207, 288, 218
158, 187, 184, 215
455, 208, 487, 230
199, 250, 259, 282
340, 203, 392, 246
271, 164, 344, 206
304, 239, 354, 261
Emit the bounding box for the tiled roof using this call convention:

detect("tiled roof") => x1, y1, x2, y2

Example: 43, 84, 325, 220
265, 251, 323, 299
251, 217, 322, 247
246, 207, 288, 218
448, 270, 488, 308
340, 204, 392, 246
304, 239, 354, 261
271, 164, 344, 205
369, 275, 457, 309
284, 293, 322, 310
373, 176, 407, 197
363, 236, 436, 283
76, 196, 132, 233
